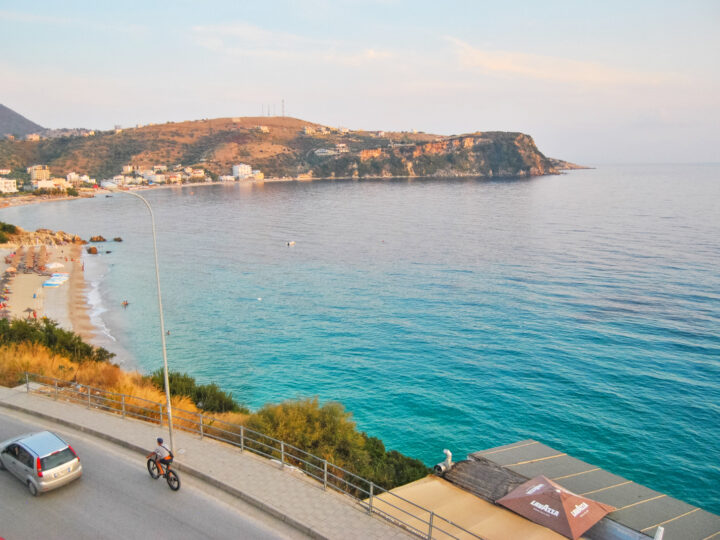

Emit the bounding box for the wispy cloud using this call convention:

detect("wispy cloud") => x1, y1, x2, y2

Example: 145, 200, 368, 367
192, 22, 393, 65
448, 38, 677, 86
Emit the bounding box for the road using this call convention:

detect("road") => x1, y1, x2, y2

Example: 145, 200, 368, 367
0, 410, 305, 540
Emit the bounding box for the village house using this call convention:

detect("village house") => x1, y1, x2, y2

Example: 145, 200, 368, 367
232, 163, 252, 179
0, 178, 18, 193
27, 165, 51, 181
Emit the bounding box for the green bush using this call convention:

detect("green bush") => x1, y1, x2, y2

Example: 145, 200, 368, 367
0, 222, 17, 234
150, 369, 247, 413
246, 398, 429, 490
0, 318, 115, 363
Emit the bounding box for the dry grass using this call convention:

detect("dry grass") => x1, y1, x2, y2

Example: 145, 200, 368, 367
0, 342, 200, 424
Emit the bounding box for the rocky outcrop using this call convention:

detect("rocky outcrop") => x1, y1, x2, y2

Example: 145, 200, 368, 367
312, 132, 565, 179
0, 227, 85, 246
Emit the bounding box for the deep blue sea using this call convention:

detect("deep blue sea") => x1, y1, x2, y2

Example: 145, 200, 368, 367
2, 164, 719, 513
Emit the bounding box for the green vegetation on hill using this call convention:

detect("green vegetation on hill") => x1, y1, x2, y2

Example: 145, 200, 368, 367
0, 222, 18, 243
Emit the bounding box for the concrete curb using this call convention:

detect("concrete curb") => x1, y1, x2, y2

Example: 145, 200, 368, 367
0, 400, 328, 540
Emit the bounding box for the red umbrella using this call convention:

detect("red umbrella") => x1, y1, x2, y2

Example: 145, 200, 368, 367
497, 475, 615, 539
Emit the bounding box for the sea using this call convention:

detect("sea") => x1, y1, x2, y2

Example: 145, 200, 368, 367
2, 164, 719, 513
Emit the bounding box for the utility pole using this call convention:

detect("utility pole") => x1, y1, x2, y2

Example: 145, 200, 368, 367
282, 99, 285, 117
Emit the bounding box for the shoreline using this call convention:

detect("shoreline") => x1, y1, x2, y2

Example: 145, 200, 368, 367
0, 167, 588, 209
1, 242, 96, 345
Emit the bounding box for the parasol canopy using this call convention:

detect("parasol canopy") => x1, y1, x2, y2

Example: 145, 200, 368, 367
497, 475, 615, 539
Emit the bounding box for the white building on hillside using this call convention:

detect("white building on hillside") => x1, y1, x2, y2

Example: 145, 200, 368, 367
67, 172, 81, 185
232, 163, 252, 178
27, 165, 50, 181
0, 178, 18, 193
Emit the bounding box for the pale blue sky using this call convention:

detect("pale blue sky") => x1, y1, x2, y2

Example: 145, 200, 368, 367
2, 1, 718, 163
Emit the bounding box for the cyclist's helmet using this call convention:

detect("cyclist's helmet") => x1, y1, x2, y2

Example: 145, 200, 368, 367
157, 437, 163, 444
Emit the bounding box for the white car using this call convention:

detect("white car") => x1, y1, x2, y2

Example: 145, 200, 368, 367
0, 431, 82, 496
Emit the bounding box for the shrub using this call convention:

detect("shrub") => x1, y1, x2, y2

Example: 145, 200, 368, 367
149, 369, 246, 413
246, 398, 429, 490
0, 222, 18, 234
0, 318, 115, 364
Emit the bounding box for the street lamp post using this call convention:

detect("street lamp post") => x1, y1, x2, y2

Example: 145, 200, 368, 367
110, 187, 174, 452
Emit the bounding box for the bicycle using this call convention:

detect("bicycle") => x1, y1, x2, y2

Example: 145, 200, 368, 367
147, 458, 181, 491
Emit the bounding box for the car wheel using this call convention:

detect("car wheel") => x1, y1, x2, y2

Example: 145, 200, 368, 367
0, 458, 5, 471
27, 481, 39, 497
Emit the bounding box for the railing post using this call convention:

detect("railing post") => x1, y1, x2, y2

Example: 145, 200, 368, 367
280, 442, 285, 468
159, 404, 164, 425
323, 460, 328, 490
199, 413, 204, 439
87, 386, 91, 409
54, 380, 58, 400
368, 482, 374, 515
121, 395, 126, 418
25, 372, 29, 392
240, 426, 244, 452
428, 511, 434, 539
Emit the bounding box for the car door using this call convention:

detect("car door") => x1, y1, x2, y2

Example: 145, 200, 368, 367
15, 445, 35, 482
2, 443, 26, 482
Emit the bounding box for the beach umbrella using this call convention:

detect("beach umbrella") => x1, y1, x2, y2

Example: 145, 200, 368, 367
37, 245, 48, 269
496, 475, 615, 539
25, 246, 34, 269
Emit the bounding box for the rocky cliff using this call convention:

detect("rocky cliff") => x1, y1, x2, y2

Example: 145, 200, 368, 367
310, 132, 562, 179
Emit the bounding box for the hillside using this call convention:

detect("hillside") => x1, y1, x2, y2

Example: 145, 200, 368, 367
0, 104, 44, 138
0, 115, 576, 180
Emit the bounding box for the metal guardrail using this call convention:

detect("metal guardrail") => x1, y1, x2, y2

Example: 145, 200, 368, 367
24, 372, 483, 539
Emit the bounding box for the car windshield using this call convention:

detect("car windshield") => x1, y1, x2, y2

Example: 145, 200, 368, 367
40, 448, 75, 470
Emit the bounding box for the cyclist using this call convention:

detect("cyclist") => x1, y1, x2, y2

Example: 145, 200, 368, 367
146, 437, 173, 477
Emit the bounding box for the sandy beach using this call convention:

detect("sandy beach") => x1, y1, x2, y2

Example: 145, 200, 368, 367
1, 243, 95, 343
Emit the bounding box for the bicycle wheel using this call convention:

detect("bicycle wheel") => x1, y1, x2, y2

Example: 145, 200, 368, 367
166, 470, 180, 491
147, 459, 160, 479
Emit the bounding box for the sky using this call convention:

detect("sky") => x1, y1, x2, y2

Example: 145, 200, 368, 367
1, 0, 719, 164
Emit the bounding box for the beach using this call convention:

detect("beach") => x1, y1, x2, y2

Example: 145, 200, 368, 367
1, 242, 95, 344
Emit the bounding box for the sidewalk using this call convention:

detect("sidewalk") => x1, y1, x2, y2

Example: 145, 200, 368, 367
0, 384, 413, 540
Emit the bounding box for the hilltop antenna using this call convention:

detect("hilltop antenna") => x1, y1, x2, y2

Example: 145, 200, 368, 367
282, 99, 285, 117
272, 104, 276, 116
261, 104, 264, 116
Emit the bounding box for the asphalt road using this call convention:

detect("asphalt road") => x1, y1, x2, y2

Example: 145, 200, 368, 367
0, 410, 304, 540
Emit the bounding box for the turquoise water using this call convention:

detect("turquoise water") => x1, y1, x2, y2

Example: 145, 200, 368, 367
2, 165, 719, 513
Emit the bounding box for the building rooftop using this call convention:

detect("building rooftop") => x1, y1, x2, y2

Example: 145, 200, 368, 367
441, 439, 720, 540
